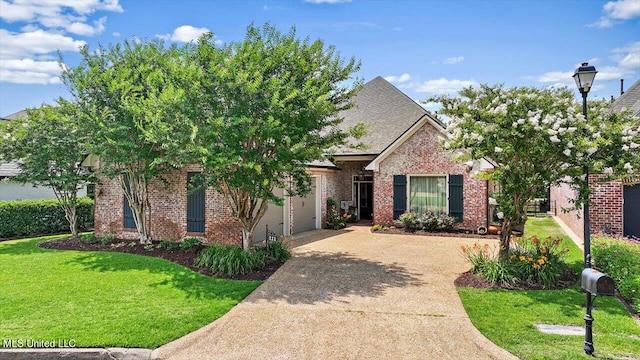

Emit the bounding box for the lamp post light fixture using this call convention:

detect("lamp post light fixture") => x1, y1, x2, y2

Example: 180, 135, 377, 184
573, 62, 597, 355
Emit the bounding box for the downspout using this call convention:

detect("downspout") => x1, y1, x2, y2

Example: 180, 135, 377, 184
486, 180, 490, 228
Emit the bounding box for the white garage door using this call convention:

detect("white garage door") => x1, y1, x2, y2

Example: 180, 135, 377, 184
293, 177, 317, 234
254, 188, 284, 244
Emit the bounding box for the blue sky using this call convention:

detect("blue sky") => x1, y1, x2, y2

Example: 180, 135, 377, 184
0, 0, 639, 116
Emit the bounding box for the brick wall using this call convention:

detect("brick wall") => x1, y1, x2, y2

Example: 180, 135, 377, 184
550, 181, 584, 239
551, 175, 625, 239
590, 175, 623, 235
372, 122, 487, 229
94, 164, 242, 245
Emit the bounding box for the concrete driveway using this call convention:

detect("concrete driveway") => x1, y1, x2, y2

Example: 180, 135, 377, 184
154, 226, 518, 360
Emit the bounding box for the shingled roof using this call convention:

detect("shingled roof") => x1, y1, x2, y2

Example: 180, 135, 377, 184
336, 76, 440, 155
0, 110, 28, 178
611, 78, 640, 116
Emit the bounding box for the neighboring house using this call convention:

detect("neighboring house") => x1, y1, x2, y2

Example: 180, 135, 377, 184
92, 77, 492, 244
551, 78, 640, 239
1, 110, 77, 201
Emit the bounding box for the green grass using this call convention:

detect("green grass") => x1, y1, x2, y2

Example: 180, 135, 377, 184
0, 234, 261, 348
458, 217, 640, 360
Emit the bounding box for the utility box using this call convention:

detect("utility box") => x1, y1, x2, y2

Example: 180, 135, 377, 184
581, 269, 615, 296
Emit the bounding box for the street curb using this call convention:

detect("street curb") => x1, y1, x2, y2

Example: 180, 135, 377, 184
0, 347, 154, 360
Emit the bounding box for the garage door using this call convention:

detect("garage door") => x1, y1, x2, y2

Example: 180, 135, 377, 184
293, 177, 317, 233
624, 184, 640, 238
254, 188, 284, 244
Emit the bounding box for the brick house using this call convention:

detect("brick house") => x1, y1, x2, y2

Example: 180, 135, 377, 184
92, 77, 492, 244
551, 78, 640, 239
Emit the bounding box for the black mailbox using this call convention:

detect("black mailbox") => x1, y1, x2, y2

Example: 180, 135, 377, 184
581, 269, 615, 296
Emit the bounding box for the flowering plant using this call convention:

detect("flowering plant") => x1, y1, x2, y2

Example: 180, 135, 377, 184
430, 85, 640, 258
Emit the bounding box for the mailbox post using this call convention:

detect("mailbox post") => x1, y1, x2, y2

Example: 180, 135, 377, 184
581, 268, 615, 355
573, 62, 599, 356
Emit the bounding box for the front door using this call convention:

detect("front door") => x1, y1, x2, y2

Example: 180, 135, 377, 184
358, 182, 373, 220
353, 175, 373, 220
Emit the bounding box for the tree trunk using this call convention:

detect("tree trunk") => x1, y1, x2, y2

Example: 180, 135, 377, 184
499, 219, 514, 260
53, 188, 79, 237
241, 228, 252, 250
118, 172, 152, 244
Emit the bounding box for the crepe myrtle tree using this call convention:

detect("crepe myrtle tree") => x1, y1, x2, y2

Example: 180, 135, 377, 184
191, 24, 365, 249
430, 84, 639, 258
0, 101, 94, 237
62, 39, 200, 244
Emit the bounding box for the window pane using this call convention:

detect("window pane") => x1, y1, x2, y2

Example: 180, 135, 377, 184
409, 176, 446, 215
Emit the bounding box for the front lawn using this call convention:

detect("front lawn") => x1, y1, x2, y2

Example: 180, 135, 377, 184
457, 217, 640, 360
0, 235, 261, 348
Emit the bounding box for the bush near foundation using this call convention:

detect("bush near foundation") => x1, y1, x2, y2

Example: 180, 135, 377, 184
0, 197, 94, 238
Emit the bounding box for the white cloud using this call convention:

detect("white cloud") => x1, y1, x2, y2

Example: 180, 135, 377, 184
303, 0, 352, 3
384, 73, 411, 83
0, 1, 118, 85
443, 56, 464, 64
538, 71, 574, 84
112, 31, 121, 37
158, 25, 211, 43
604, 0, 640, 19
590, 0, 640, 27
0, 0, 122, 22
612, 41, 640, 69
67, 16, 106, 36
0, 58, 62, 84
413, 78, 478, 94
0, 29, 85, 59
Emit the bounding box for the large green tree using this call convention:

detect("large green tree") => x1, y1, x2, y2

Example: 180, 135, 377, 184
61, 39, 199, 243
192, 24, 365, 249
430, 85, 639, 258
0, 102, 94, 236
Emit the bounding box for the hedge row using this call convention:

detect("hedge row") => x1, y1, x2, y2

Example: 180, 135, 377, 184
0, 197, 94, 239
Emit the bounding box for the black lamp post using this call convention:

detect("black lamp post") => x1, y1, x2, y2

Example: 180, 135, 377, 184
573, 62, 597, 355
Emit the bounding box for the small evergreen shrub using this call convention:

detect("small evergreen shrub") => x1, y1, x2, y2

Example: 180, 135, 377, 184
179, 237, 203, 250
80, 233, 99, 244
157, 238, 180, 250
0, 197, 94, 238
100, 232, 116, 245
399, 211, 459, 232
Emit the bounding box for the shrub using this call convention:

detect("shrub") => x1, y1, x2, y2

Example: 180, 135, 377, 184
593, 237, 640, 312
399, 211, 459, 232
80, 233, 99, 244
195, 244, 265, 275
398, 212, 419, 231
0, 197, 94, 238
262, 239, 291, 263
100, 232, 116, 245
372, 224, 382, 232
460, 236, 569, 288
157, 238, 180, 250
180, 237, 203, 250
326, 198, 346, 230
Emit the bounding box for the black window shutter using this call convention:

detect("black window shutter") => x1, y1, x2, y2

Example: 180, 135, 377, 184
448, 174, 464, 222
393, 175, 407, 220
187, 172, 205, 233
123, 175, 136, 229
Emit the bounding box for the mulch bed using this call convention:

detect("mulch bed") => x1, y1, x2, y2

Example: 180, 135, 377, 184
454, 268, 580, 291
38, 237, 284, 281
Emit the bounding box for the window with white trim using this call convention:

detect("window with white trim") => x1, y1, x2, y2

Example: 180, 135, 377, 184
408, 175, 447, 215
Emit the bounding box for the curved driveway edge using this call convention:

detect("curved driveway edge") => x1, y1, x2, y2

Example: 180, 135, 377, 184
154, 228, 519, 360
